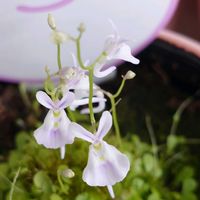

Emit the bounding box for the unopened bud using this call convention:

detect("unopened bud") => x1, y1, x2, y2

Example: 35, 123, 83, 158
124, 70, 136, 80
78, 23, 86, 33
48, 14, 56, 30
51, 31, 68, 44
62, 169, 75, 178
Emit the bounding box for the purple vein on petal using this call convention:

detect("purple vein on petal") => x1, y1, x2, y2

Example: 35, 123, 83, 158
17, 0, 74, 13
58, 100, 68, 109
47, 100, 55, 109
100, 161, 122, 184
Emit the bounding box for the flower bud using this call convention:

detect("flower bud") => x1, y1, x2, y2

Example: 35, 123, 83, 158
62, 169, 75, 178
78, 23, 86, 33
51, 31, 68, 44
48, 14, 56, 30
124, 70, 136, 80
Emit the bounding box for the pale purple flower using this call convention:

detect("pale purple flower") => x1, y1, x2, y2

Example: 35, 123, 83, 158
94, 20, 140, 78
34, 91, 75, 159
61, 66, 86, 90
70, 111, 130, 198
61, 55, 106, 114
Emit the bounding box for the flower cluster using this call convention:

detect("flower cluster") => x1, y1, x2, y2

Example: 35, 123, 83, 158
34, 14, 139, 198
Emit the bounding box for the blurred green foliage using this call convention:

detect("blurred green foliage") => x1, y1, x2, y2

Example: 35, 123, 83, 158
0, 128, 198, 200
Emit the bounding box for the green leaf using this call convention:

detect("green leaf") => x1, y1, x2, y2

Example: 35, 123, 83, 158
16, 132, 31, 150
75, 192, 102, 200
133, 159, 143, 175
0, 163, 9, 175
75, 193, 90, 200
176, 166, 194, 183
33, 171, 53, 193
6, 191, 29, 200
143, 153, 154, 173
0, 173, 10, 190
50, 193, 63, 200
181, 192, 198, 200
0, 164, 9, 190
8, 151, 22, 168
147, 192, 160, 200
132, 178, 149, 193
182, 178, 197, 193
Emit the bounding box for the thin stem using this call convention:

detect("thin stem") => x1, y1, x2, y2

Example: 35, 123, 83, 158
9, 167, 21, 200
57, 44, 62, 71
90, 51, 106, 68
101, 89, 122, 147
109, 98, 122, 112
109, 94, 122, 148
88, 68, 96, 132
145, 114, 158, 160
170, 97, 193, 135
113, 78, 126, 98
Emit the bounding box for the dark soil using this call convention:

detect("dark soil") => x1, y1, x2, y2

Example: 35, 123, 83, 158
0, 84, 24, 152
0, 38, 200, 153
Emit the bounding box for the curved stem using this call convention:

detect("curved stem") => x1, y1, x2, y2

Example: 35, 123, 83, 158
170, 97, 193, 135
76, 38, 87, 70
113, 78, 126, 98
101, 89, 122, 147
9, 167, 21, 200
57, 170, 68, 195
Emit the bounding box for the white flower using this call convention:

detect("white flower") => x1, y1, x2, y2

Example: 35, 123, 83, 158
34, 91, 75, 159
70, 111, 130, 198
94, 20, 140, 78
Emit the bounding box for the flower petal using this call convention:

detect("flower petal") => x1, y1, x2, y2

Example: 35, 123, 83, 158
94, 64, 116, 78
80, 99, 106, 114
71, 97, 106, 107
70, 122, 95, 143
34, 110, 74, 148
56, 110, 75, 144
57, 91, 75, 109
112, 43, 140, 64
95, 111, 112, 141
108, 19, 119, 40
36, 91, 55, 109
83, 141, 130, 186
71, 53, 78, 67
